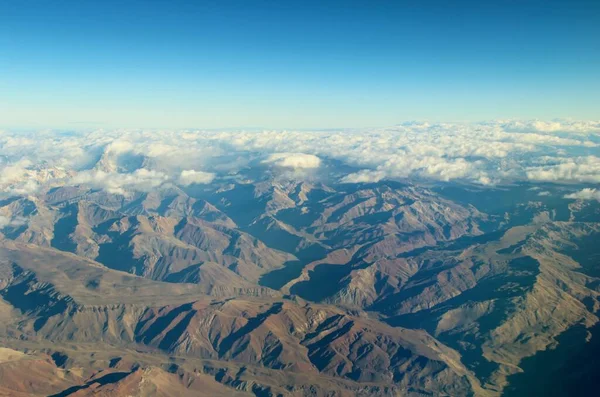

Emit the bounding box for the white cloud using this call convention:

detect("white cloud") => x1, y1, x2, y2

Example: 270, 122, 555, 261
0, 159, 32, 185
0, 120, 599, 194
0, 215, 27, 229
178, 170, 215, 186
0, 215, 11, 228
71, 169, 170, 195
564, 188, 600, 201
104, 139, 134, 154
262, 153, 321, 169
526, 156, 600, 184
0, 159, 73, 196
499, 119, 600, 134
341, 169, 386, 183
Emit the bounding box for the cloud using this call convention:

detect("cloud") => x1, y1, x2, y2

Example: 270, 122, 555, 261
104, 139, 135, 155
0, 120, 599, 195
0, 160, 32, 186
68, 168, 215, 194
0, 215, 10, 229
0, 215, 11, 228
564, 188, 600, 201
178, 170, 215, 186
0, 159, 73, 196
71, 169, 170, 195
526, 156, 600, 184
341, 169, 386, 183
262, 153, 321, 169
0, 215, 27, 229
499, 119, 600, 134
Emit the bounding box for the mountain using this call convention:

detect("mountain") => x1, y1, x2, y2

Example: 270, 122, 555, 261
0, 177, 599, 396
0, 239, 483, 396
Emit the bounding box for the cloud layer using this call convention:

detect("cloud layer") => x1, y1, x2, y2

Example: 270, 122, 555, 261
0, 119, 598, 196
564, 188, 600, 201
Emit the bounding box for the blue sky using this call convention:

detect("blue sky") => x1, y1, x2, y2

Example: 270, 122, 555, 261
1, 0, 599, 129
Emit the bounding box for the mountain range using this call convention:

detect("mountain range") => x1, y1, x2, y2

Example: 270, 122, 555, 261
1, 166, 599, 396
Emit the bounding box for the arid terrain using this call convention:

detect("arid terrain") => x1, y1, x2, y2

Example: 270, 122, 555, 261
1, 167, 599, 396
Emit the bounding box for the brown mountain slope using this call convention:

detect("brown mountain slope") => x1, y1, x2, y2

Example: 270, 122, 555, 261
1, 188, 295, 285
57, 367, 253, 397
0, 348, 84, 397
0, 241, 486, 396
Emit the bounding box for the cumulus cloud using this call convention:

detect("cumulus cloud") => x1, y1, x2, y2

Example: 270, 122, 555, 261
564, 188, 600, 201
0, 159, 72, 196
341, 169, 386, 183
262, 153, 321, 169
0, 120, 599, 195
68, 168, 215, 194
499, 119, 600, 134
178, 170, 215, 186
71, 169, 170, 195
104, 139, 134, 154
0, 159, 32, 185
0, 215, 27, 229
526, 156, 600, 184
0, 215, 11, 228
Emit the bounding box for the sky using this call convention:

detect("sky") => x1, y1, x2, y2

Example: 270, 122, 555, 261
1, 0, 599, 129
